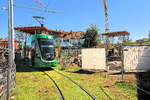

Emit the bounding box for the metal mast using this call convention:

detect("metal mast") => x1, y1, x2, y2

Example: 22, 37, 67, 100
103, 0, 110, 55
8, 0, 14, 61
103, 0, 109, 33
7, 0, 14, 99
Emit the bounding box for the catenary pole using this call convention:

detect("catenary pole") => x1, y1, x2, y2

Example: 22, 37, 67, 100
10, 0, 15, 60
7, 0, 11, 99
7, 0, 14, 100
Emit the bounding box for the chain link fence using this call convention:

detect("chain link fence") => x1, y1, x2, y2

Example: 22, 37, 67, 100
106, 46, 150, 100
56, 47, 82, 67
121, 46, 150, 99
0, 32, 16, 100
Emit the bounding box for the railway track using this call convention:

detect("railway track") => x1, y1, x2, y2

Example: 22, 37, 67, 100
30, 67, 96, 100
43, 71, 65, 100
27, 64, 96, 100
53, 69, 97, 100
44, 69, 97, 100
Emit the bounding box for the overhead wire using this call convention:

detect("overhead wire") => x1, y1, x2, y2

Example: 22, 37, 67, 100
13, 4, 57, 13
39, 0, 51, 16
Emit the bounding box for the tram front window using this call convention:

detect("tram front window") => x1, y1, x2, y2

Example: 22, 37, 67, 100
38, 38, 55, 61
38, 38, 54, 45
40, 47, 55, 60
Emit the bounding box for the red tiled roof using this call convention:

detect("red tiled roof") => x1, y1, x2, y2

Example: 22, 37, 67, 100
14, 26, 84, 39
0, 40, 19, 42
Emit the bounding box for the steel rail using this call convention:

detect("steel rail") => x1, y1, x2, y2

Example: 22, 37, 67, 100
53, 69, 97, 100
43, 72, 65, 100
27, 66, 96, 99
27, 67, 64, 100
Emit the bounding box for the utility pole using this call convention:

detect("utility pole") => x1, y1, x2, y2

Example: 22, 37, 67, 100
7, 0, 14, 100
8, 0, 14, 61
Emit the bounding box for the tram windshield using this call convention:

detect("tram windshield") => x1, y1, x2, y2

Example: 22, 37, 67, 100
37, 38, 55, 61
38, 38, 54, 45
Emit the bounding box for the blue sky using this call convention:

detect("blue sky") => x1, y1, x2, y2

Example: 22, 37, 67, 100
0, 0, 150, 40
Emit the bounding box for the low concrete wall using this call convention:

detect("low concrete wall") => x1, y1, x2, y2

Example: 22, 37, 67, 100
82, 48, 106, 70
123, 46, 150, 70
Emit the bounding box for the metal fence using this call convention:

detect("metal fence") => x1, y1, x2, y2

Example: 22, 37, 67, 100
58, 48, 82, 67
121, 46, 150, 99
106, 46, 150, 99
0, 1, 16, 99
0, 32, 16, 99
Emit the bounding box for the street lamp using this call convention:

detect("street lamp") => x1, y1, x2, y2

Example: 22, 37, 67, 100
1, 7, 7, 10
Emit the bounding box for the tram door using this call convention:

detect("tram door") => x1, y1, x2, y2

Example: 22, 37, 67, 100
31, 42, 36, 66
33, 41, 41, 66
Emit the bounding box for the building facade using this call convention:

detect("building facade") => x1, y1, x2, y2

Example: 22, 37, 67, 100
0, 40, 19, 49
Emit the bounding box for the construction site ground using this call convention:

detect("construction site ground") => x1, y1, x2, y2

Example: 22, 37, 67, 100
10, 59, 140, 100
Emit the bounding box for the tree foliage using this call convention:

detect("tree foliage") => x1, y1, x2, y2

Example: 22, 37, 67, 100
83, 24, 99, 48
15, 31, 31, 42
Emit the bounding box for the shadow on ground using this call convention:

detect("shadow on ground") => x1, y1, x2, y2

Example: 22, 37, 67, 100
136, 70, 150, 100
72, 69, 95, 74
15, 58, 53, 72
108, 71, 136, 75
109, 70, 150, 100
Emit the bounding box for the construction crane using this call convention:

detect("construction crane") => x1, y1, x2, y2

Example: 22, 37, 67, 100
103, 0, 110, 54
103, 0, 109, 33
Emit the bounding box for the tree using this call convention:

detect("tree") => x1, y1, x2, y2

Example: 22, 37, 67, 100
15, 31, 31, 52
83, 24, 99, 48
15, 31, 31, 42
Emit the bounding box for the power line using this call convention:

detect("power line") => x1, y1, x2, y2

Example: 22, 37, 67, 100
13, 4, 58, 13
39, 0, 51, 16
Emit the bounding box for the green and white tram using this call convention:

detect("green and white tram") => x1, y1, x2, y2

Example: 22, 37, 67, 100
25, 34, 57, 68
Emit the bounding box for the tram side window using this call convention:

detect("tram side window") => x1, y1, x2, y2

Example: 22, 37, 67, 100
31, 42, 35, 49
31, 42, 35, 58
26, 36, 32, 57
35, 43, 40, 57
